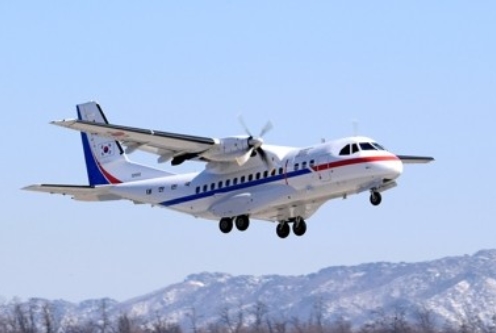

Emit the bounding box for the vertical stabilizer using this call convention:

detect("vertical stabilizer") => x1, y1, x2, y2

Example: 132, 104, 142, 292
77, 102, 170, 185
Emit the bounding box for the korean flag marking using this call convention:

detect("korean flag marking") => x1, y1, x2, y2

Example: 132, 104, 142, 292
100, 142, 115, 157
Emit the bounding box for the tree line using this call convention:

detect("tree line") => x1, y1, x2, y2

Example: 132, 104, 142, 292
0, 299, 495, 333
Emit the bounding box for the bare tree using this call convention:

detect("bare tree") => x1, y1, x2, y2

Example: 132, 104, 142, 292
96, 299, 113, 333
116, 313, 140, 333
289, 316, 307, 333
413, 306, 437, 333
186, 307, 202, 333
218, 304, 244, 333
250, 301, 268, 333
148, 312, 181, 333
311, 297, 326, 333
328, 317, 352, 333
13, 301, 37, 333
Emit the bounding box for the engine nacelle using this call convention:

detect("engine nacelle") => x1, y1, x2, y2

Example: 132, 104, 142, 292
201, 136, 251, 162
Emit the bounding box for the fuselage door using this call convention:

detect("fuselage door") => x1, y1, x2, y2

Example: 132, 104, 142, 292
315, 154, 332, 182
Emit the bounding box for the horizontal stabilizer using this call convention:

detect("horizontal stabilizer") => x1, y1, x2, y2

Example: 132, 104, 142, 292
397, 155, 435, 164
23, 184, 121, 202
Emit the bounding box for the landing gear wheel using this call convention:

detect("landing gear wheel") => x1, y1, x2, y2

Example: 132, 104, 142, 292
292, 219, 307, 236
235, 215, 250, 231
276, 222, 290, 239
219, 217, 233, 233
370, 192, 382, 206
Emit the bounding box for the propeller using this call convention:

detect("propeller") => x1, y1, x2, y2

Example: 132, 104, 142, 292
236, 115, 273, 168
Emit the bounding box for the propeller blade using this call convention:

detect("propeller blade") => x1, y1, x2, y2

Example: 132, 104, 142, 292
256, 147, 273, 169
235, 148, 253, 166
238, 114, 253, 137
259, 121, 273, 137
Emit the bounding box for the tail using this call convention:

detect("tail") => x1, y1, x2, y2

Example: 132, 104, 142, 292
77, 102, 171, 185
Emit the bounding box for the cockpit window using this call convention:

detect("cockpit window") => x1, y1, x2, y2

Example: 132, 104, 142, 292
339, 144, 351, 156
372, 142, 386, 150
359, 142, 377, 151
351, 143, 359, 154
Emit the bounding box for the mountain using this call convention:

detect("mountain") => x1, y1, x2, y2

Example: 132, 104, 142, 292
2, 250, 496, 330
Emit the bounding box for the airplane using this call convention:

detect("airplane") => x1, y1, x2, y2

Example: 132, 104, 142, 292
24, 102, 434, 239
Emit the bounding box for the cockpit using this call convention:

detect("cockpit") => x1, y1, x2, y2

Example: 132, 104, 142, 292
339, 141, 386, 156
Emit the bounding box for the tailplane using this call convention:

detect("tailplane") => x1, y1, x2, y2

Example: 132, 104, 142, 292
77, 102, 171, 185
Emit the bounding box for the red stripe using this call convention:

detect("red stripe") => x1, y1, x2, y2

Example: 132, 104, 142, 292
97, 161, 122, 184
311, 155, 399, 172
91, 150, 122, 184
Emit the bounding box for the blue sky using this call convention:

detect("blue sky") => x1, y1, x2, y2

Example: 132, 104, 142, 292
1, 1, 495, 302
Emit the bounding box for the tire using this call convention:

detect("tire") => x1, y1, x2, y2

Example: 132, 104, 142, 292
292, 219, 307, 236
235, 215, 250, 231
370, 192, 382, 206
276, 222, 290, 239
219, 217, 233, 233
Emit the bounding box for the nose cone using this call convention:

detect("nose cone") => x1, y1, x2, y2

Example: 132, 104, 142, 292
390, 158, 404, 179
373, 155, 403, 180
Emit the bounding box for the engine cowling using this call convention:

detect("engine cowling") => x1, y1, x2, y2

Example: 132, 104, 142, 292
201, 136, 253, 162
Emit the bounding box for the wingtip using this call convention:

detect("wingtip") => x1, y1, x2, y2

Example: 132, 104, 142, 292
50, 119, 77, 126
22, 184, 39, 191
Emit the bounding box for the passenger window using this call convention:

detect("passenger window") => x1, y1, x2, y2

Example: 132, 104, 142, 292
352, 144, 359, 154
158, 186, 165, 193
218, 181, 223, 188
248, 174, 253, 181
256, 172, 261, 180
196, 186, 200, 194
294, 163, 299, 171
210, 183, 215, 190
233, 178, 238, 185
203, 185, 208, 192
310, 159, 315, 167
302, 161, 307, 169
226, 179, 231, 187
271, 169, 276, 176
241, 176, 246, 183
279, 167, 283, 175
339, 144, 351, 156
171, 184, 177, 190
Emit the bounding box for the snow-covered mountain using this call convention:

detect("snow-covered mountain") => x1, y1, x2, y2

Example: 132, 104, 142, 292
3, 250, 496, 329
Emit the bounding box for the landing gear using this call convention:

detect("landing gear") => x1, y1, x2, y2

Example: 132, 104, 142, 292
275, 217, 307, 238
219, 217, 233, 233
276, 222, 290, 239
235, 215, 250, 231
292, 218, 307, 236
370, 191, 382, 206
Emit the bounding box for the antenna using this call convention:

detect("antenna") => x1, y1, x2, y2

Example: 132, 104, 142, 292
352, 119, 359, 137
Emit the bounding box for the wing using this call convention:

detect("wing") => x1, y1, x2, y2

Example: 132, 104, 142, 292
397, 155, 435, 164
23, 184, 120, 202
52, 119, 216, 165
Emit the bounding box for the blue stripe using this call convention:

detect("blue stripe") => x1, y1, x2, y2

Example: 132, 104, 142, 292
160, 168, 311, 207
78, 107, 109, 186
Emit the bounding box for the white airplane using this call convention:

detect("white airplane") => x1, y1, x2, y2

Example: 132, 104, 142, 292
24, 102, 434, 238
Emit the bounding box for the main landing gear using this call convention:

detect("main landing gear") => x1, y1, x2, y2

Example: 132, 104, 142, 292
218, 215, 307, 239
219, 215, 250, 234
276, 217, 307, 239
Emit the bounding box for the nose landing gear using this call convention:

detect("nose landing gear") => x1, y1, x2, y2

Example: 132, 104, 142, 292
370, 191, 382, 206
